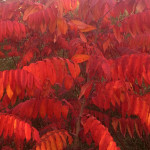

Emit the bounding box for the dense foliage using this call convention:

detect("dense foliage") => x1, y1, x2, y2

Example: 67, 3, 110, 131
0, 0, 150, 149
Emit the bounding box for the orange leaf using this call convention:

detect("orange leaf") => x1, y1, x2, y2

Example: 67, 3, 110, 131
79, 32, 87, 43
69, 20, 96, 32
23, 5, 43, 21
103, 39, 110, 52
41, 142, 46, 149
61, 0, 78, 11
57, 18, 68, 35
59, 132, 67, 147
64, 131, 73, 144
36, 145, 40, 150
100, 131, 114, 150
119, 118, 126, 136
54, 133, 63, 150
40, 22, 47, 33
107, 142, 117, 150
6, 84, 13, 99
49, 20, 57, 33
45, 139, 51, 149
49, 135, 57, 150
112, 118, 119, 132
71, 54, 90, 63
127, 118, 134, 138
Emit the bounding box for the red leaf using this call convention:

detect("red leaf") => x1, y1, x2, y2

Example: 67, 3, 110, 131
45, 59, 56, 85
61, 105, 69, 119
99, 132, 113, 150
79, 82, 93, 100
47, 99, 55, 119
25, 123, 31, 142
2, 94, 10, 107
2, 146, 13, 150
54, 101, 62, 119
119, 118, 126, 137
0, 51, 5, 58
32, 99, 40, 119
18, 121, 25, 140
66, 59, 80, 79
20, 70, 27, 89
40, 99, 48, 118
64, 75, 74, 90
33, 128, 40, 143
0, 77, 4, 99
127, 118, 134, 138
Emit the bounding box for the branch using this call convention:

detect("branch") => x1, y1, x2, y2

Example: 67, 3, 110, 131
73, 98, 86, 150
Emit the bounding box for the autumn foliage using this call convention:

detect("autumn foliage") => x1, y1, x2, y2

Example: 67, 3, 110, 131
1, 0, 150, 149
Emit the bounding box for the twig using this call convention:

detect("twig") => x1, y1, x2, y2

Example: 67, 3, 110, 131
73, 98, 86, 150
94, 2, 121, 42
